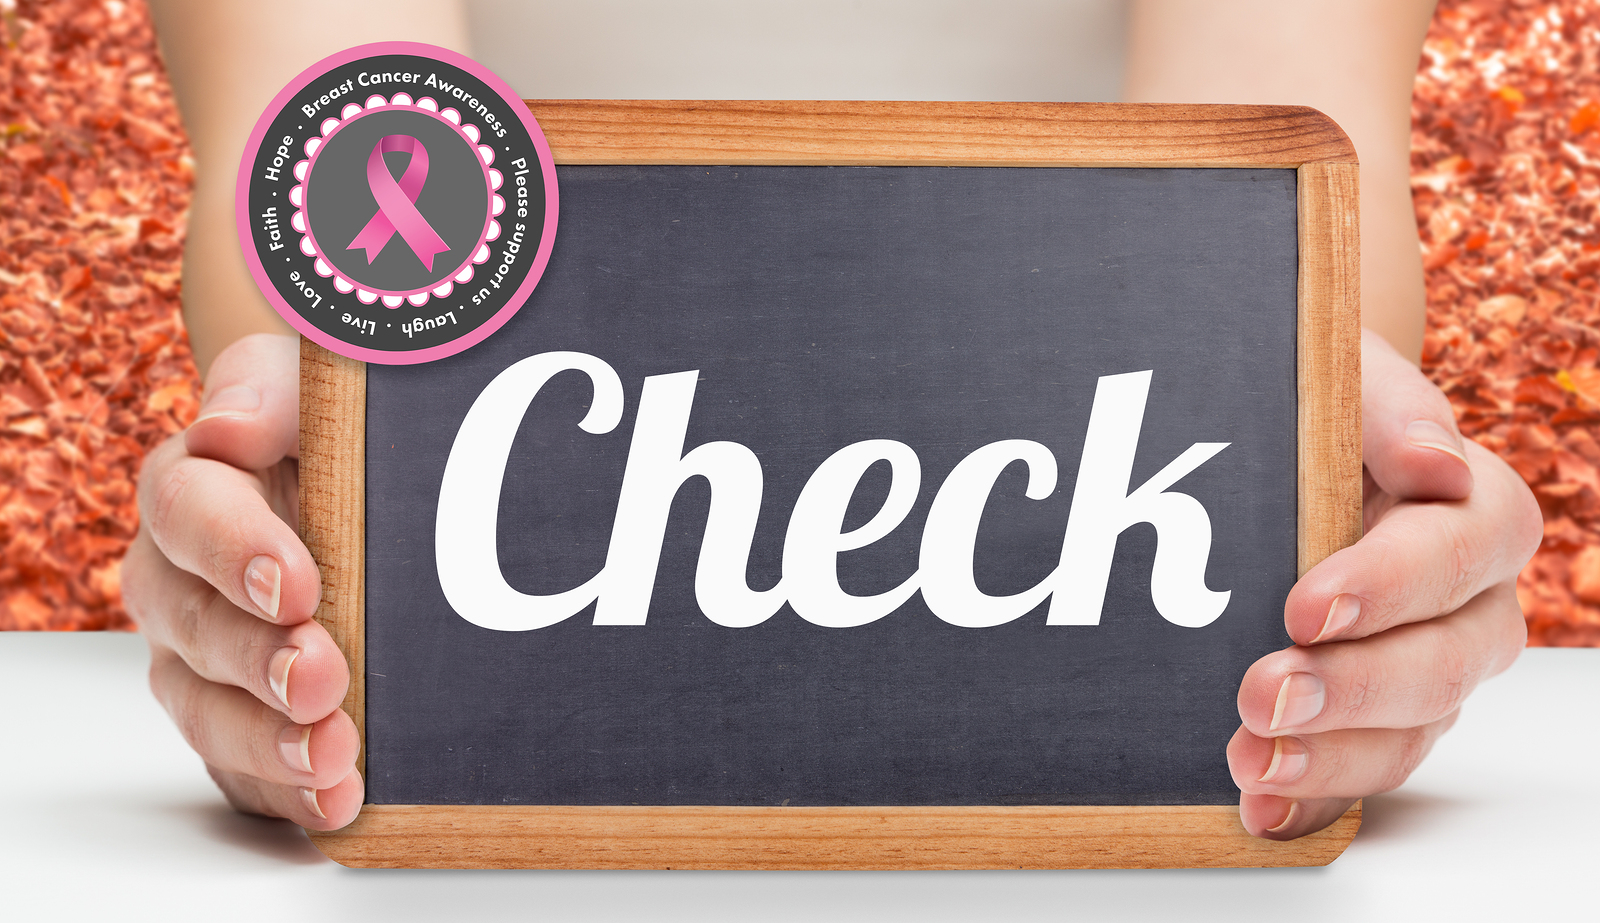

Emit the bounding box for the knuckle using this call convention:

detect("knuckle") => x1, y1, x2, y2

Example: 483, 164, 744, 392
258, 461, 298, 519
146, 457, 270, 585
118, 539, 158, 629
194, 499, 251, 579
166, 678, 213, 757
1420, 637, 1474, 719
1474, 450, 1544, 568
1498, 598, 1530, 667
145, 656, 168, 704
147, 456, 200, 547
1335, 656, 1382, 725
1380, 726, 1434, 793
133, 434, 185, 504
1432, 514, 1487, 613
206, 765, 269, 818
175, 586, 226, 677
1478, 583, 1527, 677
1306, 735, 1352, 787
1509, 480, 1545, 562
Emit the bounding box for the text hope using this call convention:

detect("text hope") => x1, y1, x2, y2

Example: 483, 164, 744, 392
436, 352, 1233, 632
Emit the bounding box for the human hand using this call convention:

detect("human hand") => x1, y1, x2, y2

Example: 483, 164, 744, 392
123, 333, 362, 828
1228, 329, 1541, 838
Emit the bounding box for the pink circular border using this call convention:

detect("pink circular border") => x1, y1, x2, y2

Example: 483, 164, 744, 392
236, 41, 559, 366
300, 104, 494, 299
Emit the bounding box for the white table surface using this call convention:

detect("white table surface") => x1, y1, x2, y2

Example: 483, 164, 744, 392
2, 632, 1593, 922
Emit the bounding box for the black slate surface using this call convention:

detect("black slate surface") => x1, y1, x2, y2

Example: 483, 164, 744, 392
363, 164, 1299, 806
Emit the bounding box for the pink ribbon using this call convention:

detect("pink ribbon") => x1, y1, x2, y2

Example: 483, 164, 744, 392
346, 135, 450, 272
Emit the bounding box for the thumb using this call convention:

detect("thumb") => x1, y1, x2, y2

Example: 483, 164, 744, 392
1362, 328, 1473, 501
185, 333, 301, 469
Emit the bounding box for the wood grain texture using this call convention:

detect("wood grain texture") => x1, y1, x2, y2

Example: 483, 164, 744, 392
313, 803, 1362, 870
297, 339, 367, 774
304, 103, 1364, 868
528, 100, 1358, 167
1296, 162, 1364, 578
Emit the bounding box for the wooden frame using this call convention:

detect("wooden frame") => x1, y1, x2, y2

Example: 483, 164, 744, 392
300, 101, 1362, 869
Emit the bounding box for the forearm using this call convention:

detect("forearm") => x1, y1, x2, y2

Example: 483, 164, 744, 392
149, 0, 471, 374
1125, 0, 1436, 362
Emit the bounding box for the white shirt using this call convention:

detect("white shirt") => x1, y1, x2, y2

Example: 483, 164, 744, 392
467, 0, 1128, 102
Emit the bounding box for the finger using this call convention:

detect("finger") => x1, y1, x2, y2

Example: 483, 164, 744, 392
1228, 711, 1460, 800
208, 764, 365, 831
1286, 441, 1542, 644
137, 437, 320, 625
1240, 582, 1524, 736
150, 647, 359, 789
1361, 328, 1473, 501
186, 333, 301, 468
123, 530, 348, 724
1238, 794, 1357, 841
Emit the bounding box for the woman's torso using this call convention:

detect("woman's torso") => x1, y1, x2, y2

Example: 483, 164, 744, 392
467, 0, 1129, 102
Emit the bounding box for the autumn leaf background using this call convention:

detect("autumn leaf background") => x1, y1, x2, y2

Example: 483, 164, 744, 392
1, 0, 195, 630
2, 0, 1598, 644
1414, 0, 1600, 645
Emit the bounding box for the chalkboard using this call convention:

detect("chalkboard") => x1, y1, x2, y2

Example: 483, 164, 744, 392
301, 101, 1363, 869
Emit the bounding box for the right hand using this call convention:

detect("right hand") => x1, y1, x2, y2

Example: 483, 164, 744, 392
122, 333, 362, 828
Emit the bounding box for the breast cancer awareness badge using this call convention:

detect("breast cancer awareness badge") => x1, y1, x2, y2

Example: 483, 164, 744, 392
238, 41, 558, 364
347, 135, 451, 271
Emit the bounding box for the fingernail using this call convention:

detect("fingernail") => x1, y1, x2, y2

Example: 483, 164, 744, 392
193, 384, 260, 423
279, 724, 313, 774
1269, 673, 1326, 731
300, 786, 326, 820
1267, 800, 1301, 834
245, 555, 281, 621
1405, 419, 1468, 465
1259, 736, 1309, 784
267, 647, 299, 712
1314, 594, 1362, 642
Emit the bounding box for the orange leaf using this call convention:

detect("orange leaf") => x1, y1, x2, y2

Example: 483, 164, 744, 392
1476, 293, 1527, 325
1552, 407, 1600, 425
6, 142, 43, 165
1572, 546, 1600, 605
5, 417, 49, 438
1566, 367, 1600, 407
1572, 101, 1600, 135
1516, 375, 1570, 409
138, 217, 172, 241
43, 174, 72, 208
1424, 242, 1459, 271
1, 591, 53, 630
145, 382, 192, 413
61, 265, 92, 295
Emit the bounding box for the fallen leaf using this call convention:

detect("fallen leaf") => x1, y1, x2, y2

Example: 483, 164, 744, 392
1565, 367, 1600, 406
1515, 375, 1570, 409
43, 174, 72, 208
145, 381, 193, 413
1476, 293, 1528, 326
1, 592, 52, 631
1572, 101, 1600, 135
1571, 546, 1600, 604
5, 417, 48, 439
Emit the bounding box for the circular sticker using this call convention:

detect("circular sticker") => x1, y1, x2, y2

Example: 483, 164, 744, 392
237, 43, 557, 364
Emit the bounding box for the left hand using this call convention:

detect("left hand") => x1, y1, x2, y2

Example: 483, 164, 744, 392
122, 334, 362, 828
1228, 329, 1542, 838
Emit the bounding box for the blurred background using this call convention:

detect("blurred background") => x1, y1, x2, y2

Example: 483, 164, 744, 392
1, 0, 1597, 644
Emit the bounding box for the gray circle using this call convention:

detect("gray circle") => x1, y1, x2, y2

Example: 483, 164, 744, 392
304, 108, 489, 292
